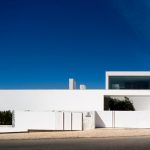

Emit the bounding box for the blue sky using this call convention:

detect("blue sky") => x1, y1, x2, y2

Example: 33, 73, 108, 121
0, 0, 150, 89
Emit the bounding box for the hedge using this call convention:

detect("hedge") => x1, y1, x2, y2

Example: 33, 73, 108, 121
0, 111, 12, 125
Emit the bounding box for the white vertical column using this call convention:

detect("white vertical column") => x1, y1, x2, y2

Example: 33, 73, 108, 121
69, 78, 76, 90
105, 72, 109, 89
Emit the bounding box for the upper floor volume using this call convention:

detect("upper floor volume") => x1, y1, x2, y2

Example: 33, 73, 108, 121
106, 71, 150, 90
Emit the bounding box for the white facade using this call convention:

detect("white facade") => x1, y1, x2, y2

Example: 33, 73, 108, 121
105, 71, 150, 111
1, 89, 150, 111
0, 90, 103, 111
1, 71, 150, 131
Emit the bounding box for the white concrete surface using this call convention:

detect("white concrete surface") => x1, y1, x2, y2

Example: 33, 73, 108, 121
15, 111, 65, 131
72, 112, 82, 130
106, 71, 150, 77
83, 111, 95, 130
0, 127, 28, 133
55, 111, 63, 130
115, 111, 150, 128
95, 111, 113, 128
49, 112, 56, 130
1, 89, 150, 112
0, 111, 85, 133
2, 110, 150, 133
1, 89, 150, 114
0, 90, 103, 111
15, 111, 52, 130
64, 112, 72, 130
96, 111, 150, 128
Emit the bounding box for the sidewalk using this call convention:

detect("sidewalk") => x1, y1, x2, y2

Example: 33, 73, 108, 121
1, 128, 150, 140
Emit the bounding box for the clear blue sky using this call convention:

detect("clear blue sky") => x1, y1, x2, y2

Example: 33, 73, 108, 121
0, 0, 150, 89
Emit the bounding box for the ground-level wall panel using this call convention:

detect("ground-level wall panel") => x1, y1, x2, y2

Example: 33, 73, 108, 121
115, 111, 150, 128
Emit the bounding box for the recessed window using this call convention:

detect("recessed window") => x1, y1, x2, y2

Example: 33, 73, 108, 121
109, 76, 150, 89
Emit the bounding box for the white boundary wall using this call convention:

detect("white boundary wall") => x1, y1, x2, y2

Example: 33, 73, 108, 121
95, 111, 113, 128
0, 90, 103, 111
1, 90, 150, 112
0, 111, 91, 132
96, 111, 150, 128
2, 111, 150, 132
15, 111, 54, 130
115, 111, 150, 128
0, 111, 84, 133
14, 111, 83, 131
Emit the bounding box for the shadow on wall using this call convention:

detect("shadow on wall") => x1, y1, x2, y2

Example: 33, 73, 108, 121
104, 96, 135, 111
95, 112, 106, 128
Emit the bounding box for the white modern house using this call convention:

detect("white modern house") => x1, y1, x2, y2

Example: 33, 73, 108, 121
1, 71, 150, 132
105, 71, 150, 111
1, 71, 150, 111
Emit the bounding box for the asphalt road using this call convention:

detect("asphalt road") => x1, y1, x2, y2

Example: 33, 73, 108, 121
0, 136, 150, 150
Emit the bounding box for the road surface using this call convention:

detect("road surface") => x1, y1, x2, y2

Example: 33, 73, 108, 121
0, 136, 150, 150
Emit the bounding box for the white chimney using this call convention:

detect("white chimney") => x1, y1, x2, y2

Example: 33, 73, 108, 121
80, 84, 86, 90
69, 78, 76, 90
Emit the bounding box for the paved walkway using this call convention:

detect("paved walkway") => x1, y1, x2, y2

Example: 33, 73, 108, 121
1, 128, 150, 140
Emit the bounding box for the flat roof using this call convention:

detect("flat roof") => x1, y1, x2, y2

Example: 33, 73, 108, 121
106, 71, 150, 76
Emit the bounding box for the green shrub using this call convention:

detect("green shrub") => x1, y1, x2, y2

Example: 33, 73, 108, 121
0, 111, 12, 125
104, 96, 135, 111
